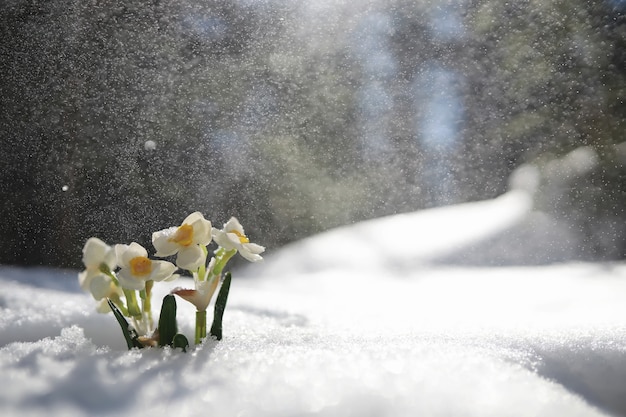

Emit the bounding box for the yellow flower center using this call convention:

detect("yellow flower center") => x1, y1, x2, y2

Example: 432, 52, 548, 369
130, 256, 152, 277
169, 224, 194, 247
231, 230, 249, 244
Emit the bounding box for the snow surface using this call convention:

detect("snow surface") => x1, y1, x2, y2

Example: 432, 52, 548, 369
2, 190, 626, 417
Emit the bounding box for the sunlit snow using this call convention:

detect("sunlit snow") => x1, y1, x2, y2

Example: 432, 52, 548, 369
2, 188, 626, 417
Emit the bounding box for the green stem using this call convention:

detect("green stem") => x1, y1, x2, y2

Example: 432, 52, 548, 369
109, 293, 129, 316
100, 264, 127, 314
197, 245, 209, 281
195, 310, 207, 345
100, 263, 121, 287
123, 288, 142, 319
142, 280, 154, 329
210, 249, 236, 280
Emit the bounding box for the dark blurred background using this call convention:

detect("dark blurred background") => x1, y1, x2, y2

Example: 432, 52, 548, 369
1, 0, 624, 269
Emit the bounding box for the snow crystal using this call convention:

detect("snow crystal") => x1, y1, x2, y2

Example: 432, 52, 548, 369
144, 140, 157, 151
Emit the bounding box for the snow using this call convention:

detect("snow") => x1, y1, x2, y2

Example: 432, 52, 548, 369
144, 140, 157, 151
2, 189, 626, 417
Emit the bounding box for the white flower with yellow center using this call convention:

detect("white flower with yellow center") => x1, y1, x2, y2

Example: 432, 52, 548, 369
212, 217, 265, 262
152, 212, 212, 271
115, 242, 177, 290
78, 237, 118, 298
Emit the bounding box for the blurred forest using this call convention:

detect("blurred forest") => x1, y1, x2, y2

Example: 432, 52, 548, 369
1, 0, 624, 268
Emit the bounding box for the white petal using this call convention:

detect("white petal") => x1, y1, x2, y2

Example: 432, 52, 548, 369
89, 274, 113, 300
211, 228, 225, 243
152, 227, 180, 256
182, 211, 205, 224
95, 299, 112, 314
82, 238, 111, 268
116, 268, 146, 290
191, 218, 212, 246
78, 270, 91, 291
243, 242, 265, 255
223, 217, 244, 234
206, 256, 216, 273
116, 242, 148, 268
150, 260, 177, 282
212, 230, 237, 251
172, 277, 218, 311
240, 249, 263, 262
127, 242, 148, 258
171, 288, 207, 311
164, 273, 181, 282
103, 248, 117, 270
226, 232, 244, 246
115, 244, 129, 268
176, 246, 205, 271
223, 231, 242, 248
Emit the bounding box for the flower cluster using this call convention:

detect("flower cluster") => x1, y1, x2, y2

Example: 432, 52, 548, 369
78, 213, 264, 349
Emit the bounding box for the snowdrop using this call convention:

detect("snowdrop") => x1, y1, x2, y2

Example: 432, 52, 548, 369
152, 211, 212, 271
212, 217, 265, 262
171, 249, 224, 344
78, 238, 124, 312
169, 217, 263, 344
78, 237, 117, 294
172, 258, 219, 312
88, 274, 125, 314
78, 212, 263, 350
115, 242, 177, 290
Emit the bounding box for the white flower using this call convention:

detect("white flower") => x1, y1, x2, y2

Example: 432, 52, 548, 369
171, 258, 219, 311
152, 212, 212, 271
212, 217, 265, 262
88, 273, 120, 299
78, 237, 117, 297
81, 237, 117, 271
115, 242, 177, 290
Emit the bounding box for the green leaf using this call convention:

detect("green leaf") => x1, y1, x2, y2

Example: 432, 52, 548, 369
173, 334, 189, 352
107, 299, 143, 350
210, 271, 231, 341
158, 294, 178, 347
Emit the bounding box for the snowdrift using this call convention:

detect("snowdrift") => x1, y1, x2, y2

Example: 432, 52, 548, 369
2, 190, 626, 417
